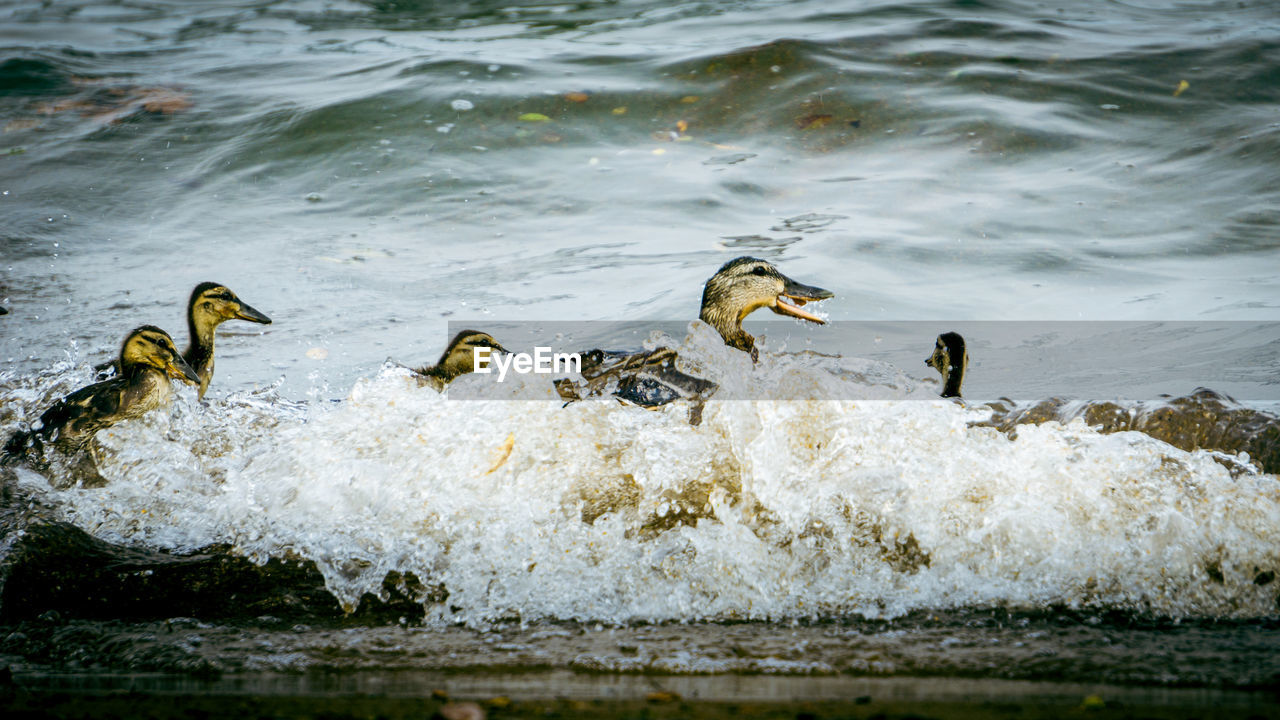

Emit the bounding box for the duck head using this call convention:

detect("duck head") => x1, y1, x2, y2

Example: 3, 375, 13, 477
925, 331, 967, 399
188, 282, 272, 341
120, 325, 200, 384
698, 256, 833, 358
424, 330, 509, 383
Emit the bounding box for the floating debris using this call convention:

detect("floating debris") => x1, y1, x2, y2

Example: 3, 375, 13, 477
796, 113, 834, 129
3, 118, 40, 132
28, 83, 192, 125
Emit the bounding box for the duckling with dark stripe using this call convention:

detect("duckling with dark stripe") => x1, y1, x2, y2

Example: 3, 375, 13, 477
410, 330, 508, 391
182, 282, 272, 399
926, 331, 967, 399
97, 283, 271, 399
5, 325, 199, 461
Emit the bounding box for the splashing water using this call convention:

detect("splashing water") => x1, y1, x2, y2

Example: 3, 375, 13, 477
5, 326, 1277, 626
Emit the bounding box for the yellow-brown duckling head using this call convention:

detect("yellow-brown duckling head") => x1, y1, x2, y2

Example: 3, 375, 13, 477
188, 282, 272, 340
420, 330, 508, 385
925, 331, 967, 399
698, 256, 833, 357
121, 325, 200, 384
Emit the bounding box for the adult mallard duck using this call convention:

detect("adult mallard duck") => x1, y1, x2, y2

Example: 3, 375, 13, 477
4, 325, 200, 460
558, 256, 834, 423
699, 256, 834, 361
925, 331, 967, 399
407, 330, 508, 391
97, 283, 272, 400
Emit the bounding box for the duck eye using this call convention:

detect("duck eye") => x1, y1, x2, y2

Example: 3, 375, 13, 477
751, 266, 768, 276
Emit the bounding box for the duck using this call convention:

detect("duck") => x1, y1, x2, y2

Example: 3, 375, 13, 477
408, 329, 508, 391
554, 347, 719, 423
925, 331, 967, 398
96, 283, 272, 400
181, 282, 272, 399
927, 334, 1279, 474
4, 325, 200, 460
698, 256, 834, 361
558, 256, 834, 423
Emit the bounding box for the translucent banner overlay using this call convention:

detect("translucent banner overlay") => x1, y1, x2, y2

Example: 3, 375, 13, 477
434, 321, 1280, 404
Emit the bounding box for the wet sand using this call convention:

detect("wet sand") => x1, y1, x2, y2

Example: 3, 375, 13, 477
4, 672, 1279, 720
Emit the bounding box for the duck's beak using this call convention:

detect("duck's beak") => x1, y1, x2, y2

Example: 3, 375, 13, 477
168, 354, 201, 385
772, 274, 834, 325
926, 355, 937, 369
234, 301, 272, 324
488, 341, 510, 355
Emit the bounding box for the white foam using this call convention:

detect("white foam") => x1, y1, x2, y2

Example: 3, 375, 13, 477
5, 328, 1278, 625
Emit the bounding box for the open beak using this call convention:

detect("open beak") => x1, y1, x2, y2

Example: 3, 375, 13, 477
168, 354, 201, 385
772, 275, 834, 325
234, 301, 272, 324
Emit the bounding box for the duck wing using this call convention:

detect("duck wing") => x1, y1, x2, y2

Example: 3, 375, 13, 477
33, 377, 131, 451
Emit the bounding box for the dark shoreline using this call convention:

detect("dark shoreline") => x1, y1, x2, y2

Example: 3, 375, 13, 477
4, 671, 1279, 720
3, 516, 1279, 691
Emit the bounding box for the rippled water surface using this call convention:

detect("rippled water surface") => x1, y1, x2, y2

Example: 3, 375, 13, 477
2, 0, 1279, 699
3, 0, 1279, 389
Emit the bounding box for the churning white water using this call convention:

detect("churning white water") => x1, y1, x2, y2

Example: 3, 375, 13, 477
6, 324, 1279, 626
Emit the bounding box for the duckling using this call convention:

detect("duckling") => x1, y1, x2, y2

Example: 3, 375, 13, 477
699, 256, 834, 360
96, 283, 272, 400
182, 282, 272, 399
558, 256, 834, 423
925, 331, 967, 398
554, 347, 718, 423
409, 330, 508, 391
932, 335, 1278, 474
4, 325, 200, 460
